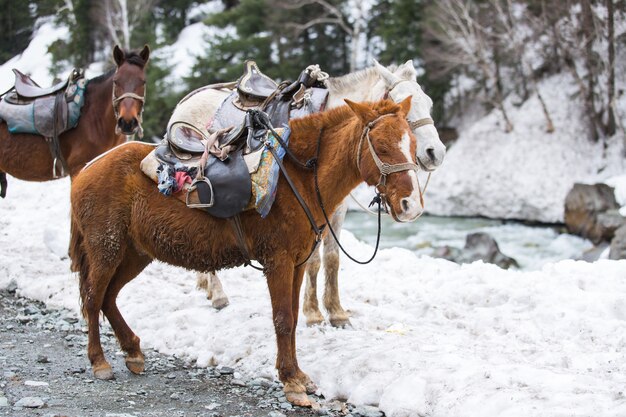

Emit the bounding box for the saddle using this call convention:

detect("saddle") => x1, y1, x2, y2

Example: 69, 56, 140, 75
13, 69, 71, 98
0, 68, 87, 177
146, 61, 328, 219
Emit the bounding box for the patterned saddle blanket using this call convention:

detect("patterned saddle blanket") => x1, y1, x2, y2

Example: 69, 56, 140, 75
0, 69, 87, 138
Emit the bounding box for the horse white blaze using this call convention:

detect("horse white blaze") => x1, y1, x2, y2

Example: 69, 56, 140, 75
396, 131, 423, 222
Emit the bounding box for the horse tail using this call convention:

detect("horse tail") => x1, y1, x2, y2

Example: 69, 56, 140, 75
0, 172, 7, 198
69, 215, 89, 317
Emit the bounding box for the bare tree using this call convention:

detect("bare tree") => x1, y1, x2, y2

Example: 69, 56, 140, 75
276, 0, 370, 72
98, 0, 155, 49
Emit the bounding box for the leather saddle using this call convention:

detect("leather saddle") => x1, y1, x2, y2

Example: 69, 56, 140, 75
237, 61, 278, 101
157, 121, 253, 219
13, 69, 71, 99
0, 68, 86, 177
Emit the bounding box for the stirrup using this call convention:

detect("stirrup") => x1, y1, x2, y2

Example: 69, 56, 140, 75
185, 177, 215, 208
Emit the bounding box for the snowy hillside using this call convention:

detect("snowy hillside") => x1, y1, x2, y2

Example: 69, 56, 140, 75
0, 176, 625, 417
426, 72, 626, 223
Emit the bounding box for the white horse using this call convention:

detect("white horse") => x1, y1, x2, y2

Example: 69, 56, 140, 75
186, 60, 446, 325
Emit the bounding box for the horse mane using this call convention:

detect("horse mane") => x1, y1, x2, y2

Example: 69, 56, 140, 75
289, 98, 401, 134
89, 68, 115, 85
325, 67, 380, 96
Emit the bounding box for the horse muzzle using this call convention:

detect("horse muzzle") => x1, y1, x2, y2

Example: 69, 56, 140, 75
116, 117, 140, 136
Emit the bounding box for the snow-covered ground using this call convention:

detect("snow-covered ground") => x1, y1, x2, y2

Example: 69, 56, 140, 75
0, 177, 625, 417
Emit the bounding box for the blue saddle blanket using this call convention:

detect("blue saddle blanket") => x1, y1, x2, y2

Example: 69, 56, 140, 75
0, 76, 87, 137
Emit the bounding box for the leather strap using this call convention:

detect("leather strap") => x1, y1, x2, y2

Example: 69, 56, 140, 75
47, 91, 69, 178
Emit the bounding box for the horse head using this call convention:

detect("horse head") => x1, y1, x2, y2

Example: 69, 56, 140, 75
112, 45, 150, 137
373, 60, 446, 172
345, 97, 423, 222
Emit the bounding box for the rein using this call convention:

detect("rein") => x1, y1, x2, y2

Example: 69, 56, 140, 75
112, 82, 146, 138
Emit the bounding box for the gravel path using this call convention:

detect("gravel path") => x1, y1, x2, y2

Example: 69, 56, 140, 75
0, 288, 371, 417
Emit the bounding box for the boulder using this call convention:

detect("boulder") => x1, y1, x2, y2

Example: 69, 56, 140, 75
564, 183, 620, 244
432, 232, 519, 269
609, 224, 626, 260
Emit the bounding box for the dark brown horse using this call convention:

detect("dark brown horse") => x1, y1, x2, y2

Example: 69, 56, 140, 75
0, 45, 149, 197
69, 96, 423, 407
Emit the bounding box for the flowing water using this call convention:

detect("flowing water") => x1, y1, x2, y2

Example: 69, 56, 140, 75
342, 212, 593, 270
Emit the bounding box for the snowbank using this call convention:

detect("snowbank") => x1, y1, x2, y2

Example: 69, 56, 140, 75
0, 176, 625, 417
426, 73, 626, 223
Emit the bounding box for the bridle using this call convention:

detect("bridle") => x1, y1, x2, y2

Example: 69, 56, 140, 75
112, 79, 146, 139
355, 114, 420, 203
384, 78, 435, 133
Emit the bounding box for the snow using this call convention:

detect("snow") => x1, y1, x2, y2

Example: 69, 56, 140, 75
605, 174, 626, 216
426, 72, 626, 223
0, 19, 69, 93
1, 176, 625, 417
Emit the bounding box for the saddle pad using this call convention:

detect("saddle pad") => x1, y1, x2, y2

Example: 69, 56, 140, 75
0, 77, 87, 137
140, 128, 290, 218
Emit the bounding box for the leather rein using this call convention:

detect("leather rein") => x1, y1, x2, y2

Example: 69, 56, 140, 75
238, 110, 420, 269
112, 79, 146, 139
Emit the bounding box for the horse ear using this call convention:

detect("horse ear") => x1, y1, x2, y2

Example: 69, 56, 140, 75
373, 59, 399, 87
399, 95, 412, 116
113, 45, 125, 66
139, 44, 150, 63
395, 60, 417, 80
344, 99, 376, 124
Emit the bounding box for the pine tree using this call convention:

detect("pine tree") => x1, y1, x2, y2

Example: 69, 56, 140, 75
0, 1, 35, 63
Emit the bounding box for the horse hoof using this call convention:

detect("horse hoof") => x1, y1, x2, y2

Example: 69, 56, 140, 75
212, 297, 229, 310
125, 356, 145, 374
94, 365, 114, 380
304, 311, 324, 327
329, 317, 351, 328
285, 390, 312, 407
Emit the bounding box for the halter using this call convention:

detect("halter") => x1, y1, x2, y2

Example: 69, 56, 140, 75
112, 83, 146, 139
356, 114, 420, 201
384, 79, 435, 132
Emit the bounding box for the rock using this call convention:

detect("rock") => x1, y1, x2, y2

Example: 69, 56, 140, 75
14, 396, 45, 408
24, 380, 49, 387
218, 366, 235, 375
462, 232, 519, 269
353, 405, 383, 417
610, 224, 626, 260
432, 232, 519, 269
431, 245, 463, 262
564, 183, 621, 244
580, 243, 610, 262
231, 379, 247, 387
6, 280, 17, 294
268, 412, 286, 417
37, 355, 50, 364
279, 401, 292, 410
0, 397, 7, 407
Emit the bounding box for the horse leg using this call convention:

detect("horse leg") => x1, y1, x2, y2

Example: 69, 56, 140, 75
0, 172, 7, 198
197, 271, 229, 310
82, 269, 116, 380
302, 248, 324, 326
323, 203, 351, 327
292, 265, 318, 395
266, 259, 311, 407
101, 248, 151, 375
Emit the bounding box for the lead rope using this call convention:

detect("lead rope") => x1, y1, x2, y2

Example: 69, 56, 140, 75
312, 128, 384, 265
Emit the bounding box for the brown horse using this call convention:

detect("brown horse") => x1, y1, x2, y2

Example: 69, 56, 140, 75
0, 45, 149, 197
69, 96, 422, 406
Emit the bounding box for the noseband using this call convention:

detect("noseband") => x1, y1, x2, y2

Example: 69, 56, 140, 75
112, 82, 146, 138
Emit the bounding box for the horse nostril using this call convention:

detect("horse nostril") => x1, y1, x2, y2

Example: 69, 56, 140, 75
401, 198, 410, 213
426, 146, 436, 162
